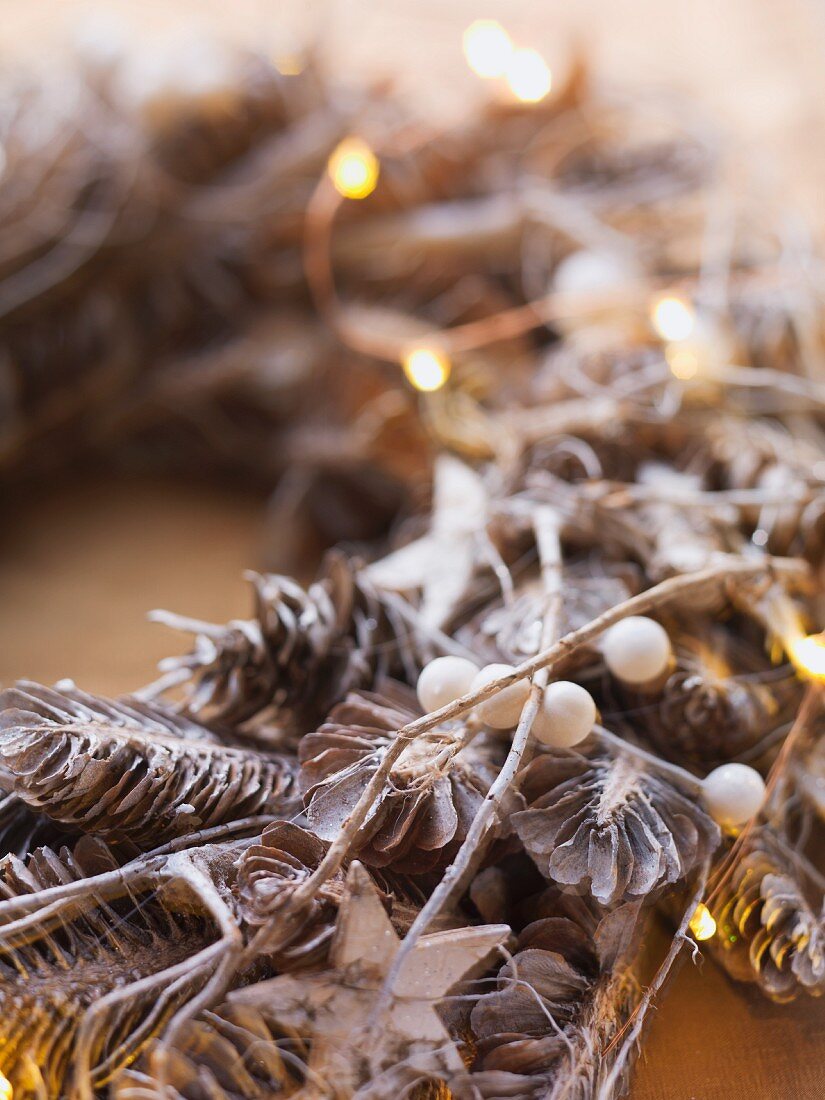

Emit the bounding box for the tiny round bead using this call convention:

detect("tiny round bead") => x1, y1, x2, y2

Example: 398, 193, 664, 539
602, 616, 672, 685
533, 681, 596, 748
554, 249, 637, 297
471, 664, 530, 729
701, 763, 766, 829
416, 656, 478, 714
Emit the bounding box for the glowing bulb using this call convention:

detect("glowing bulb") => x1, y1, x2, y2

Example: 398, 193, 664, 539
327, 138, 379, 200
651, 295, 695, 342
275, 55, 304, 76
0, 1071, 12, 1100
665, 343, 700, 380
788, 633, 825, 680
463, 20, 514, 78
689, 903, 717, 942
506, 48, 552, 103
402, 348, 451, 392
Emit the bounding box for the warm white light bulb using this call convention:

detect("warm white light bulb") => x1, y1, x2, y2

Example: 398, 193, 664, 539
506, 48, 552, 103
689, 903, 717, 942
788, 632, 825, 680
651, 295, 695, 342
402, 348, 451, 392
463, 20, 514, 78
327, 137, 379, 200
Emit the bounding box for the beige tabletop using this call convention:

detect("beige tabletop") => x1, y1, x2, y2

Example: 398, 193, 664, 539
2, 2, 825, 1096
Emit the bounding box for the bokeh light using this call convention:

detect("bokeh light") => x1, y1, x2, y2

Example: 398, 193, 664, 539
462, 20, 514, 78
402, 348, 451, 392
328, 137, 379, 200
506, 48, 552, 103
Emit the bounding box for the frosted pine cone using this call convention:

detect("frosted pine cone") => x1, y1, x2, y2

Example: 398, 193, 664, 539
714, 837, 825, 1002
153, 553, 434, 727
513, 750, 719, 905
299, 684, 501, 873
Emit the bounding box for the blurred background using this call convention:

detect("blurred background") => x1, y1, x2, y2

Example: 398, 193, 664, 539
1, 3, 825, 1096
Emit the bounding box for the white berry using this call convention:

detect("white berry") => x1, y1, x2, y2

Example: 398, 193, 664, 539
533, 681, 596, 747
554, 249, 637, 297
471, 664, 530, 729
602, 616, 672, 684
701, 763, 766, 829
416, 656, 478, 714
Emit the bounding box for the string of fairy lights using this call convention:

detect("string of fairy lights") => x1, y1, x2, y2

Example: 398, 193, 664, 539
324, 19, 825, 677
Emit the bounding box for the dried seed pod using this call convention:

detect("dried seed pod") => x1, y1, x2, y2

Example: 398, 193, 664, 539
300, 685, 501, 873
111, 1001, 313, 1100
513, 750, 719, 905
0, 838, 221, 1097
0, 682, 297, 846
713, 836, 825, 1002
457, 897, 643, 1100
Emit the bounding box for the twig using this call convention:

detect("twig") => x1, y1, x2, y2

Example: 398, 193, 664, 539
598, 859, 712, 1096
244, 554, 806, 959
367, 508, 563, 1031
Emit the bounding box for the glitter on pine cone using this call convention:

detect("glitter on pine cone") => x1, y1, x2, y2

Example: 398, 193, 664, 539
712, 834, 825, 1002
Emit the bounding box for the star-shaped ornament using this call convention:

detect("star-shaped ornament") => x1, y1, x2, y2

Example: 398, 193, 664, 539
227, 861, 510, 1097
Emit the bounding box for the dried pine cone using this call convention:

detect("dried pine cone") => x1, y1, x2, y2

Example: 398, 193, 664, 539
299, 684, 501, 874
236, 821, 348, 967
455, 895, 641, 1100
469, 914, 598, 1078
607, 621, 802, 768
153, 553, 434, 728
460, 564, 633, 670
713, 836, 825, 1002
112, 1001, 311, 1100
513, 749, 719, 905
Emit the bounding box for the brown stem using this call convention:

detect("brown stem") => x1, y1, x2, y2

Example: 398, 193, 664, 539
244, 553, 806, 963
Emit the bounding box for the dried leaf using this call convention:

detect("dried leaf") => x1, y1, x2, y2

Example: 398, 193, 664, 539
365, 455, 490, 629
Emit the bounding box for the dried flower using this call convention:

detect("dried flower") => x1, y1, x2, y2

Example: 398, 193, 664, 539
0, 838, 219, 1097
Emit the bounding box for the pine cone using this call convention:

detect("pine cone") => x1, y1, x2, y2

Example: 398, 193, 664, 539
154, 553, 434, 728
513, 750, 719, 905
612, 623, 802, 767
299, 684, 501, 874
236, 821, 348, 967
459, 564, 634, 670
457, 895, 641, 1099
713, 836, 825, 1002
